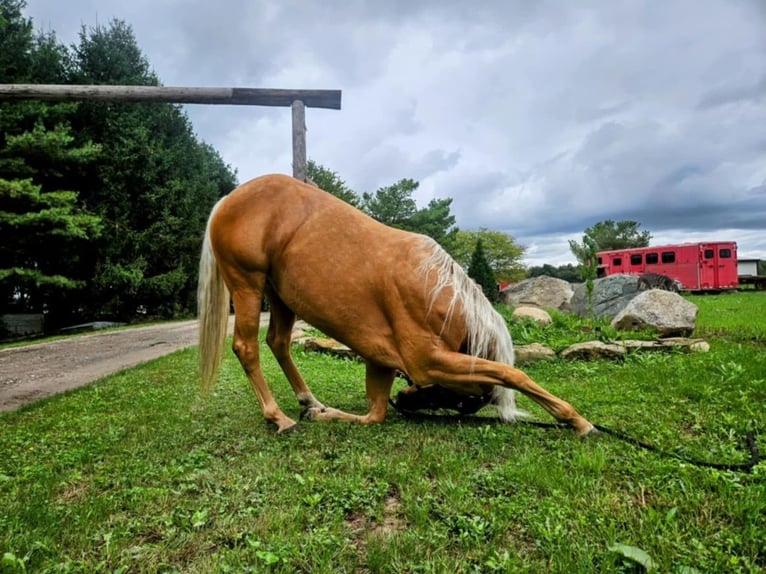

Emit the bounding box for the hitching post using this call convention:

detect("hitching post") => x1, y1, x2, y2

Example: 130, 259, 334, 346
0, 84, 342, 182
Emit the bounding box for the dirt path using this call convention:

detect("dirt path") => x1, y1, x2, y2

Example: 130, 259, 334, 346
0, 315, 248, 413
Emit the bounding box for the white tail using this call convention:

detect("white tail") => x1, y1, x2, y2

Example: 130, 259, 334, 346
197, 200, 230, 395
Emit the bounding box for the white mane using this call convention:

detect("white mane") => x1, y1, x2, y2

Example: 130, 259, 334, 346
416, 237, 525, 421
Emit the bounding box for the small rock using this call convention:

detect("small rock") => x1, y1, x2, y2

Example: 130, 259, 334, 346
560, 341, 626, 361
300, 337, 358, 360
514, 343, 557, 364
512, 306, 552, 326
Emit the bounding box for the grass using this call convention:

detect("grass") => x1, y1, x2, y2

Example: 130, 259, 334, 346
1, 293, 765, 573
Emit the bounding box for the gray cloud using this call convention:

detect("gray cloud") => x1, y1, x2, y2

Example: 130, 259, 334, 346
22, 0, 766, 265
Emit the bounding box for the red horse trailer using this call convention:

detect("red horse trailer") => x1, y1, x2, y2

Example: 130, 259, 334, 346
596, 242, 739, 291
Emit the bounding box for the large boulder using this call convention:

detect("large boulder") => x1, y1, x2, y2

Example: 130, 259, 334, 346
611, 290, 698, 336
500, 276, 574, 310
569, 274, 640, 319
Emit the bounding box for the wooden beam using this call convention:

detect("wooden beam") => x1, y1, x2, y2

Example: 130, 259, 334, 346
0, 84, 342, 110
291, 100, 307, 181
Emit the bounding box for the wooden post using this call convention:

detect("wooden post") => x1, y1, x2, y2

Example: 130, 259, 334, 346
0, 85, 342, 180
292, 100, 307, 182
0, 84, 341, 109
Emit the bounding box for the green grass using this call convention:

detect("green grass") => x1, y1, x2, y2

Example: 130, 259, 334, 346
1, 294, 765, 573
687, 291, 766, 344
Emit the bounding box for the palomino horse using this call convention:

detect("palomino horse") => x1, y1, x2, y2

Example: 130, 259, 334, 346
198, 174, 594, 436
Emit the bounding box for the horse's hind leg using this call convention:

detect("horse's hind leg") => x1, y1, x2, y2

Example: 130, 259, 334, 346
265, 286, 325, 412
230, 285, 297, 433
303, 362, 396, 424
416, 351, 594, 436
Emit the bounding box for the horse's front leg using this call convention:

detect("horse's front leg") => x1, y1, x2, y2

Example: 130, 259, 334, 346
302, 362, 396, 424
415, 350, 595, 436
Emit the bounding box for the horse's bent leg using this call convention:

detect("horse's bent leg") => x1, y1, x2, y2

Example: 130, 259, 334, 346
230, 287, 297, 433
420, 352, 594, 436
265, 287, 325, 411
303, 362, 396, 424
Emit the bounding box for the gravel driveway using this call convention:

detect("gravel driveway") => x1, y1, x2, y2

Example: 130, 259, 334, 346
0, 315, 244, 412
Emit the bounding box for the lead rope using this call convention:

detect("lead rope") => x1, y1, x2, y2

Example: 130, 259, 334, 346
389, 399, 760, 473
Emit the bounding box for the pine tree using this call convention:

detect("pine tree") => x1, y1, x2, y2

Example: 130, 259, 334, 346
0, 0, 102, 319
468, 239, 499, 303
68, 19, 237, 319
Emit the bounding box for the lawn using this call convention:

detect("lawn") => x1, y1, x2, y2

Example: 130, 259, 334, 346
1, 292, 764, 573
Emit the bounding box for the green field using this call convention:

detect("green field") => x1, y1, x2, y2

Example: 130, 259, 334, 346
1, 293, 764, 573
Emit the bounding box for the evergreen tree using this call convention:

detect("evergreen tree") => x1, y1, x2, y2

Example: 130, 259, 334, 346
0, 0, 102, 321
361, 178, 458, 247
67, 20, 237, 319
306, 160, 359, 206
361, 179, 418, 229
468, 238, 499, 303
450, 228, 526, 282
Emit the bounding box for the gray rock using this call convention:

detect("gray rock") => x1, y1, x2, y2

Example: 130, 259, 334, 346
621, 338, 710, 353
560, 341, 626, 361
569, 274, 640, 318
298, 337, 358, 360
611, 290, 698, 336
500, 276, 574, 310
514, 343, 557, 364
512, 306, 552, 326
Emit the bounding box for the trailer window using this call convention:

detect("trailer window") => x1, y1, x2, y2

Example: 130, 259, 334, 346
630, 254, 642, 265
661, 251, 675, 264
646, 253, 658, 264
719, 248, 732, 258
612, 258, 622, 266
704, 249, 714, 259
597, 256, 602, 264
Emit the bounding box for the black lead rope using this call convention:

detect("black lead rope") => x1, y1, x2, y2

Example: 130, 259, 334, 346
389, 399, 761, 473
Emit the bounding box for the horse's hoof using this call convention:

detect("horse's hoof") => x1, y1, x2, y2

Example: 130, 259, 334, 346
300, 407, 316, 421
278, 422, 300, 434
578, 425, 599, 439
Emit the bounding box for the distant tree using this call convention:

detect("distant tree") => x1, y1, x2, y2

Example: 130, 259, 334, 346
569, 220, 652, 265
306, 160, 359, 206
468, 239, 499, 303
758, 260, 766, 276
527, 263, 581, 282
361, 178, 419, 229
407, 196, 458, 248
450, 229, 526, 282
361, 178, 458, 247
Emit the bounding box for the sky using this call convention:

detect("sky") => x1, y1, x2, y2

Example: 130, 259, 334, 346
22, 0, 766, 266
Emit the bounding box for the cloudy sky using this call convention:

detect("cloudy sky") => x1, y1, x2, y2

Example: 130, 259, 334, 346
22, 0, 766, 265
